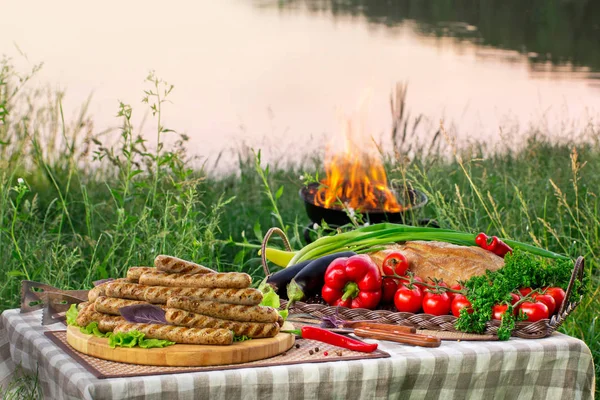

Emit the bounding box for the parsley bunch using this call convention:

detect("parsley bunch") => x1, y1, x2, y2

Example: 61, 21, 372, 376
455, 250, 577, 340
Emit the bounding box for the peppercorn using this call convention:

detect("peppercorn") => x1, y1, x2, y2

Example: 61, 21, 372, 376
324, 351, 328, 356
309, 350, 314, 355
295, 344, 300, 349
314, 347, 319, 352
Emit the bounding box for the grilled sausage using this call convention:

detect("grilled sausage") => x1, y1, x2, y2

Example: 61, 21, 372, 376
88, 278, 127, 302
126, 267, 154, 283
105, 282, 148, 301
165, 308, 280, 338
167, 296, 279, 323
94, 296, 147, 315
277, 314, 284, 327
76, 304, 125, 332
143, 286, 263, 305
113, 323, 233, 345
88, 286, 105, 303
77, 301, 89, 311
154, 255, 215, 275
139, 271, 251, 289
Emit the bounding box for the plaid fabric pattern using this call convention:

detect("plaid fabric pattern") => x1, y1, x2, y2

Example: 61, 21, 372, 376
1, 309, 595, 400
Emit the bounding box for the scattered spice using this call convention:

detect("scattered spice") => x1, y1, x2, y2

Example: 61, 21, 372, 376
324, 351, 328, 356
309, 350, 314, 355
335, 350, 343, 356
314, 347, 320, 352
295, 344, 300, 349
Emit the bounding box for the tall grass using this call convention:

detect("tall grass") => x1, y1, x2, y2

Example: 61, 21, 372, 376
0, 58, 598, 397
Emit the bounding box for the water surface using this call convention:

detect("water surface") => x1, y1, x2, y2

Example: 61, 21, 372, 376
2, 0, 599, 167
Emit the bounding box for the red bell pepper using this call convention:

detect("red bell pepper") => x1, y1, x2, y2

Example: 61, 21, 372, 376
321, 254, 382, 309
475, 232, 513, 258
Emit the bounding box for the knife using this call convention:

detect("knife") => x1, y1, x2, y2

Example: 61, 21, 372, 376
353, 326, 441, 348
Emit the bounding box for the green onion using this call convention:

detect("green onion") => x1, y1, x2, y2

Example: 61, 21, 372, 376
286, 223, 568, 265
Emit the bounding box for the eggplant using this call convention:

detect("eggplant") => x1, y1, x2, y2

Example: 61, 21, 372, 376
287, 251, 357, 302
265, 259, 313, 299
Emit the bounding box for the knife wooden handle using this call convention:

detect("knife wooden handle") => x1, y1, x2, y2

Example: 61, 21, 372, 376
347, 322, 416, 334
353, 328, 441, 347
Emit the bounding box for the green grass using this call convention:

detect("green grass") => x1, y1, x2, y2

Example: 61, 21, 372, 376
0, 58, 598, 398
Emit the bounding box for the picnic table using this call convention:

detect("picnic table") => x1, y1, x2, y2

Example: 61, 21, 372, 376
1, 309, 595, 399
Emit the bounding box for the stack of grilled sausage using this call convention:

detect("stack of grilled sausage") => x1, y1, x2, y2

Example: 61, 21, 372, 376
75, 255, 282, 346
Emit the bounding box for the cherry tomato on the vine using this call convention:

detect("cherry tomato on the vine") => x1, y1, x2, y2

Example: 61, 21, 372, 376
544, 287, 566, 313
518, 287, 532, 297
520, 301, 550, 322
411, 276, 427, 292
492, 304, 514, 320
382, 252, 409, 277
382, 278, 400, 303
393, 285, 423, 313
448, 284, 463, 302
451, 294, 473, 317
422, 291, 451, 316
509, 293, 520, 305
531, 293, 556, 315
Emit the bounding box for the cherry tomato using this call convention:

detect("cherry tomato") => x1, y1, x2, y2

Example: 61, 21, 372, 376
509, 293, 520, 305
544, 287, 566, 313
448, 283, 463, 301
382, 278, 400, 303
520, 301, 549, 322
382, 252, 409, 277
509, 293, 521, 313
422, 291, 451, 316
451, 294, 473, 317
411, 276, 426, 292
393, 284, 423, 313
518, 287, 532, 297
531, 293, 556, 315
492, 304, 513, 320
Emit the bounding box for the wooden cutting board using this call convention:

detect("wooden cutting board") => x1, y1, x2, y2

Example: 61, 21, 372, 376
66, 323, 295, 367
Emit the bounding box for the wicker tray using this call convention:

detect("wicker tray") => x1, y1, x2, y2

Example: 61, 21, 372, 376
261, 227, 584, 339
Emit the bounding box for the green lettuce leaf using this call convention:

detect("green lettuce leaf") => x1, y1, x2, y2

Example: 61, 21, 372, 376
261, 289, 280, 309
66, 304, 79, 326
108, 330, 174, 349
278, 309, 288, 320
258, 279, 288, 321
233, 334, 251, 342
80, 322, 111, 338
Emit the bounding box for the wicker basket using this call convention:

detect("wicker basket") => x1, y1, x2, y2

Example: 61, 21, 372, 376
261, 227, 584, 339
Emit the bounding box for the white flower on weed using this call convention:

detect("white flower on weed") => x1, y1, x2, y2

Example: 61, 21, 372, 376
348, 207, 355, 218
363, 222, 370, 227
313, 223, 319, 230
17, 178, 25, 185
299, 175, 305, 181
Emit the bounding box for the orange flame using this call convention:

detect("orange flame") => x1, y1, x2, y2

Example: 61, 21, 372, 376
314, 119, 403, 212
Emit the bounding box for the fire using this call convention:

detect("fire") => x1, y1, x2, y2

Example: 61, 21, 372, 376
314, 120, 403, 213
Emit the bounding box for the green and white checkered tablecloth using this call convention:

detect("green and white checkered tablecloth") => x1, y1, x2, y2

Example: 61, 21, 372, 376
0, 309, 595, 399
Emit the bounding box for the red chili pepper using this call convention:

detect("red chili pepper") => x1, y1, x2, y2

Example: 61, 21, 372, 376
321, 255, 382, 309
475, 232, 513, 258
282, 326, 378, 353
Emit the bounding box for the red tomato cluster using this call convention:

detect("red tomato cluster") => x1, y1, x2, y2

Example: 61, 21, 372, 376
390, 278, 472, 317
493, 286, 566, 322
379, 251, 566, 323
386, 277, 566, 322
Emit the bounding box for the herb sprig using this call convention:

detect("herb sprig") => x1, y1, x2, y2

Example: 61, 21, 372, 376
455, 250, 577, 340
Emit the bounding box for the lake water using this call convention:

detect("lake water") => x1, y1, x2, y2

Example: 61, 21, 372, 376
2, 0, 600, 168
